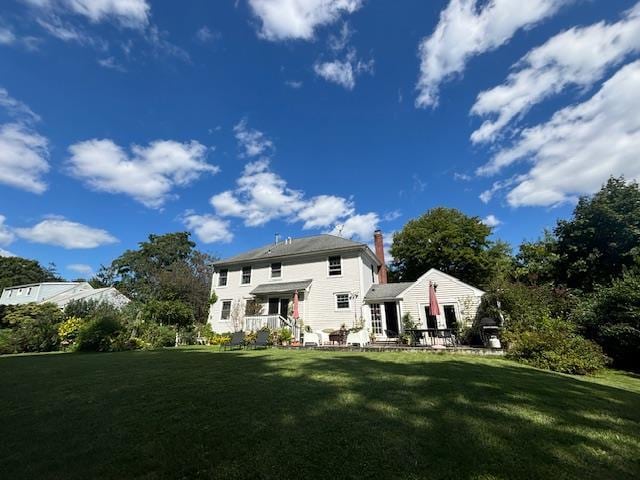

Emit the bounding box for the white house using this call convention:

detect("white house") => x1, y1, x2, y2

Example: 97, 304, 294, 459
208, 231, 485, 343
0, 282, 130, 310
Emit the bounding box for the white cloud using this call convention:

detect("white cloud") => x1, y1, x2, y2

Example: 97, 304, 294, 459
211, 160, 365, 231
382, 210, 402, 222
0, 247, 15, 257
15, 218, 118, 249
67, 138, 218, 208
183, 213, 233, 244
98, 56, 126, 71
471, 3, 640, 143
0, 27, 16, 44
480, 61, 640, 207
0, 87, 40, 123
23, 0, 150, 29
195, 26, 220, 43
298, 195, 354, 229
330, 212, 379, 242
234, 119, 274, 158
0, 123, 49, 193
416, 0, 568, 108
248, 0, 363, 41
285, 80, 303, 89
482, 214, 502, 227
67, 263, 94, 277
210, 159, 305, 226
314, 49, 373, 89
0, 215, 15, 246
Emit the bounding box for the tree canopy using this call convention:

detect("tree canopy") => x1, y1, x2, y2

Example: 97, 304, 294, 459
390, 207, 508, 287
96, 232, 216, 323
0, 257, 61, 291
555, 177, 640, 292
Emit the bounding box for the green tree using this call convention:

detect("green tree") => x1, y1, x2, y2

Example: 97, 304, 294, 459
513, 231, 559, 285
96, 232, 216, 322
555, 177, 640, 291
0, 257, 62, 291
390, 207, 510, 287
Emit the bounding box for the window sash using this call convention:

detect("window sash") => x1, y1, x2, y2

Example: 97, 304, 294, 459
241, 266, 251, 284
336, 293, 350, 309
218, 269, 228, 286
221, 301, 232, 320
328, 256, 342, 276
271, 262, 282, 278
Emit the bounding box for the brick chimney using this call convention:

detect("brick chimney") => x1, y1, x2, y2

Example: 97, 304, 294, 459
373, 229, 388, 284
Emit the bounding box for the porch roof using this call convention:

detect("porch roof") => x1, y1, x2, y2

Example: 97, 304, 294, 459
250, 279, 312, 295
364, 282, 414, 301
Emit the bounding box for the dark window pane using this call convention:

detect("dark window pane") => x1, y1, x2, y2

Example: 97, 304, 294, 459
241, 266, 251, 284
328, 256, 342, 276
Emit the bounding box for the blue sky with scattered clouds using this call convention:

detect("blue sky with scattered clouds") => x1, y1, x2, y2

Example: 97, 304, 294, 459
1, 0, 639, 279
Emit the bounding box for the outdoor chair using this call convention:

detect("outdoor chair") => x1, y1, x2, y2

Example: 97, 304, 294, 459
249, 330, 270, 349
222, 331, 245, 351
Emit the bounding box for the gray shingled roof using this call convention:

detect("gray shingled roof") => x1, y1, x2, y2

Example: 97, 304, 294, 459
214, 234, 378, 266
251, 280, 313, 295
364, 282, 414, 301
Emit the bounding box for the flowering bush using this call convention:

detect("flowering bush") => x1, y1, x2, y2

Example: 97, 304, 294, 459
58, 317, 85, 348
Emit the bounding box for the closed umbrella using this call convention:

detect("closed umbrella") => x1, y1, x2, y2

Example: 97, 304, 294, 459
429, 282, 441, 317
293, 290, 300, 320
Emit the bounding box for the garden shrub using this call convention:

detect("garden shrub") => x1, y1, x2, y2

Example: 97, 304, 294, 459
572, 271, 640, 370
2, 303, 63, 353
504, 316, 606, 375
400, 313, 419, 345
209, 333, 232, 345
137, 322, 175, 348
76, 315, 123, 352
141, 300, 194, 327
0, 329, 18, 354
58, 317, 85, 349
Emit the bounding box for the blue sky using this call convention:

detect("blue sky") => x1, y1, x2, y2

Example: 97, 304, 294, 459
1, 0, 639, 279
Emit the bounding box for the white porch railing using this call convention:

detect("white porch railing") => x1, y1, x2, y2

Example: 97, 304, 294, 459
245, 315, 281, 331
244, 314, 301, 341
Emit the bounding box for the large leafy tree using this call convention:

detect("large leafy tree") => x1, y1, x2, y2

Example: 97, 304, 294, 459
390, 207, 510, 287
513, 231, 559, 286
96, 232, 216, 323
555, 177, 640, 292
0, 257, 61, 291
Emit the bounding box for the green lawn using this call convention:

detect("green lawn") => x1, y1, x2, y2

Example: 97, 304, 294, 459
1, 348, 639, 480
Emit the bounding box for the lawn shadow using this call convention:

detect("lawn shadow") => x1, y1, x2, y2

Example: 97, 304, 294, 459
1, 348, 639, 480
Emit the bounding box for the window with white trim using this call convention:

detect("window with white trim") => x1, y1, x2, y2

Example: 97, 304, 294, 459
328, 256, 342, 276
218, 269, 228, 286
241, 266, 251, 284
371, 303, 383, 335
220, 301, 232, 320
271, 262, 282, 279
335, 293, 350, 309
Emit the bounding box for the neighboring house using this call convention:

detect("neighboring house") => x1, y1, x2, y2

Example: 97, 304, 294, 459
208, 231, 485, 341
0, 282, 130, 310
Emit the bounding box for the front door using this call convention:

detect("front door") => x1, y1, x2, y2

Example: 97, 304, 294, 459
384, 302, 399, 336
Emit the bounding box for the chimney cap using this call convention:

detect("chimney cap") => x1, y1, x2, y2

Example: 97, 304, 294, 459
374, 229, 382, 235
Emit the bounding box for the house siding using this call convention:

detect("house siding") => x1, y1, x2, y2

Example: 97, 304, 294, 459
208, 249, 377, 333
399, 270, 483, 330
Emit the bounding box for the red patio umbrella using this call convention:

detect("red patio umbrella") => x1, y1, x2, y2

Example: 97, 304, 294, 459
292, 290, 300, 320
428, 282, 441, 317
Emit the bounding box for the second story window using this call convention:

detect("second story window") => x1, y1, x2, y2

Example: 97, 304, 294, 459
271, 262, 282, 279
328, 256, 342, 276
218, 269, 228, 287
241, 266, 252, 284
